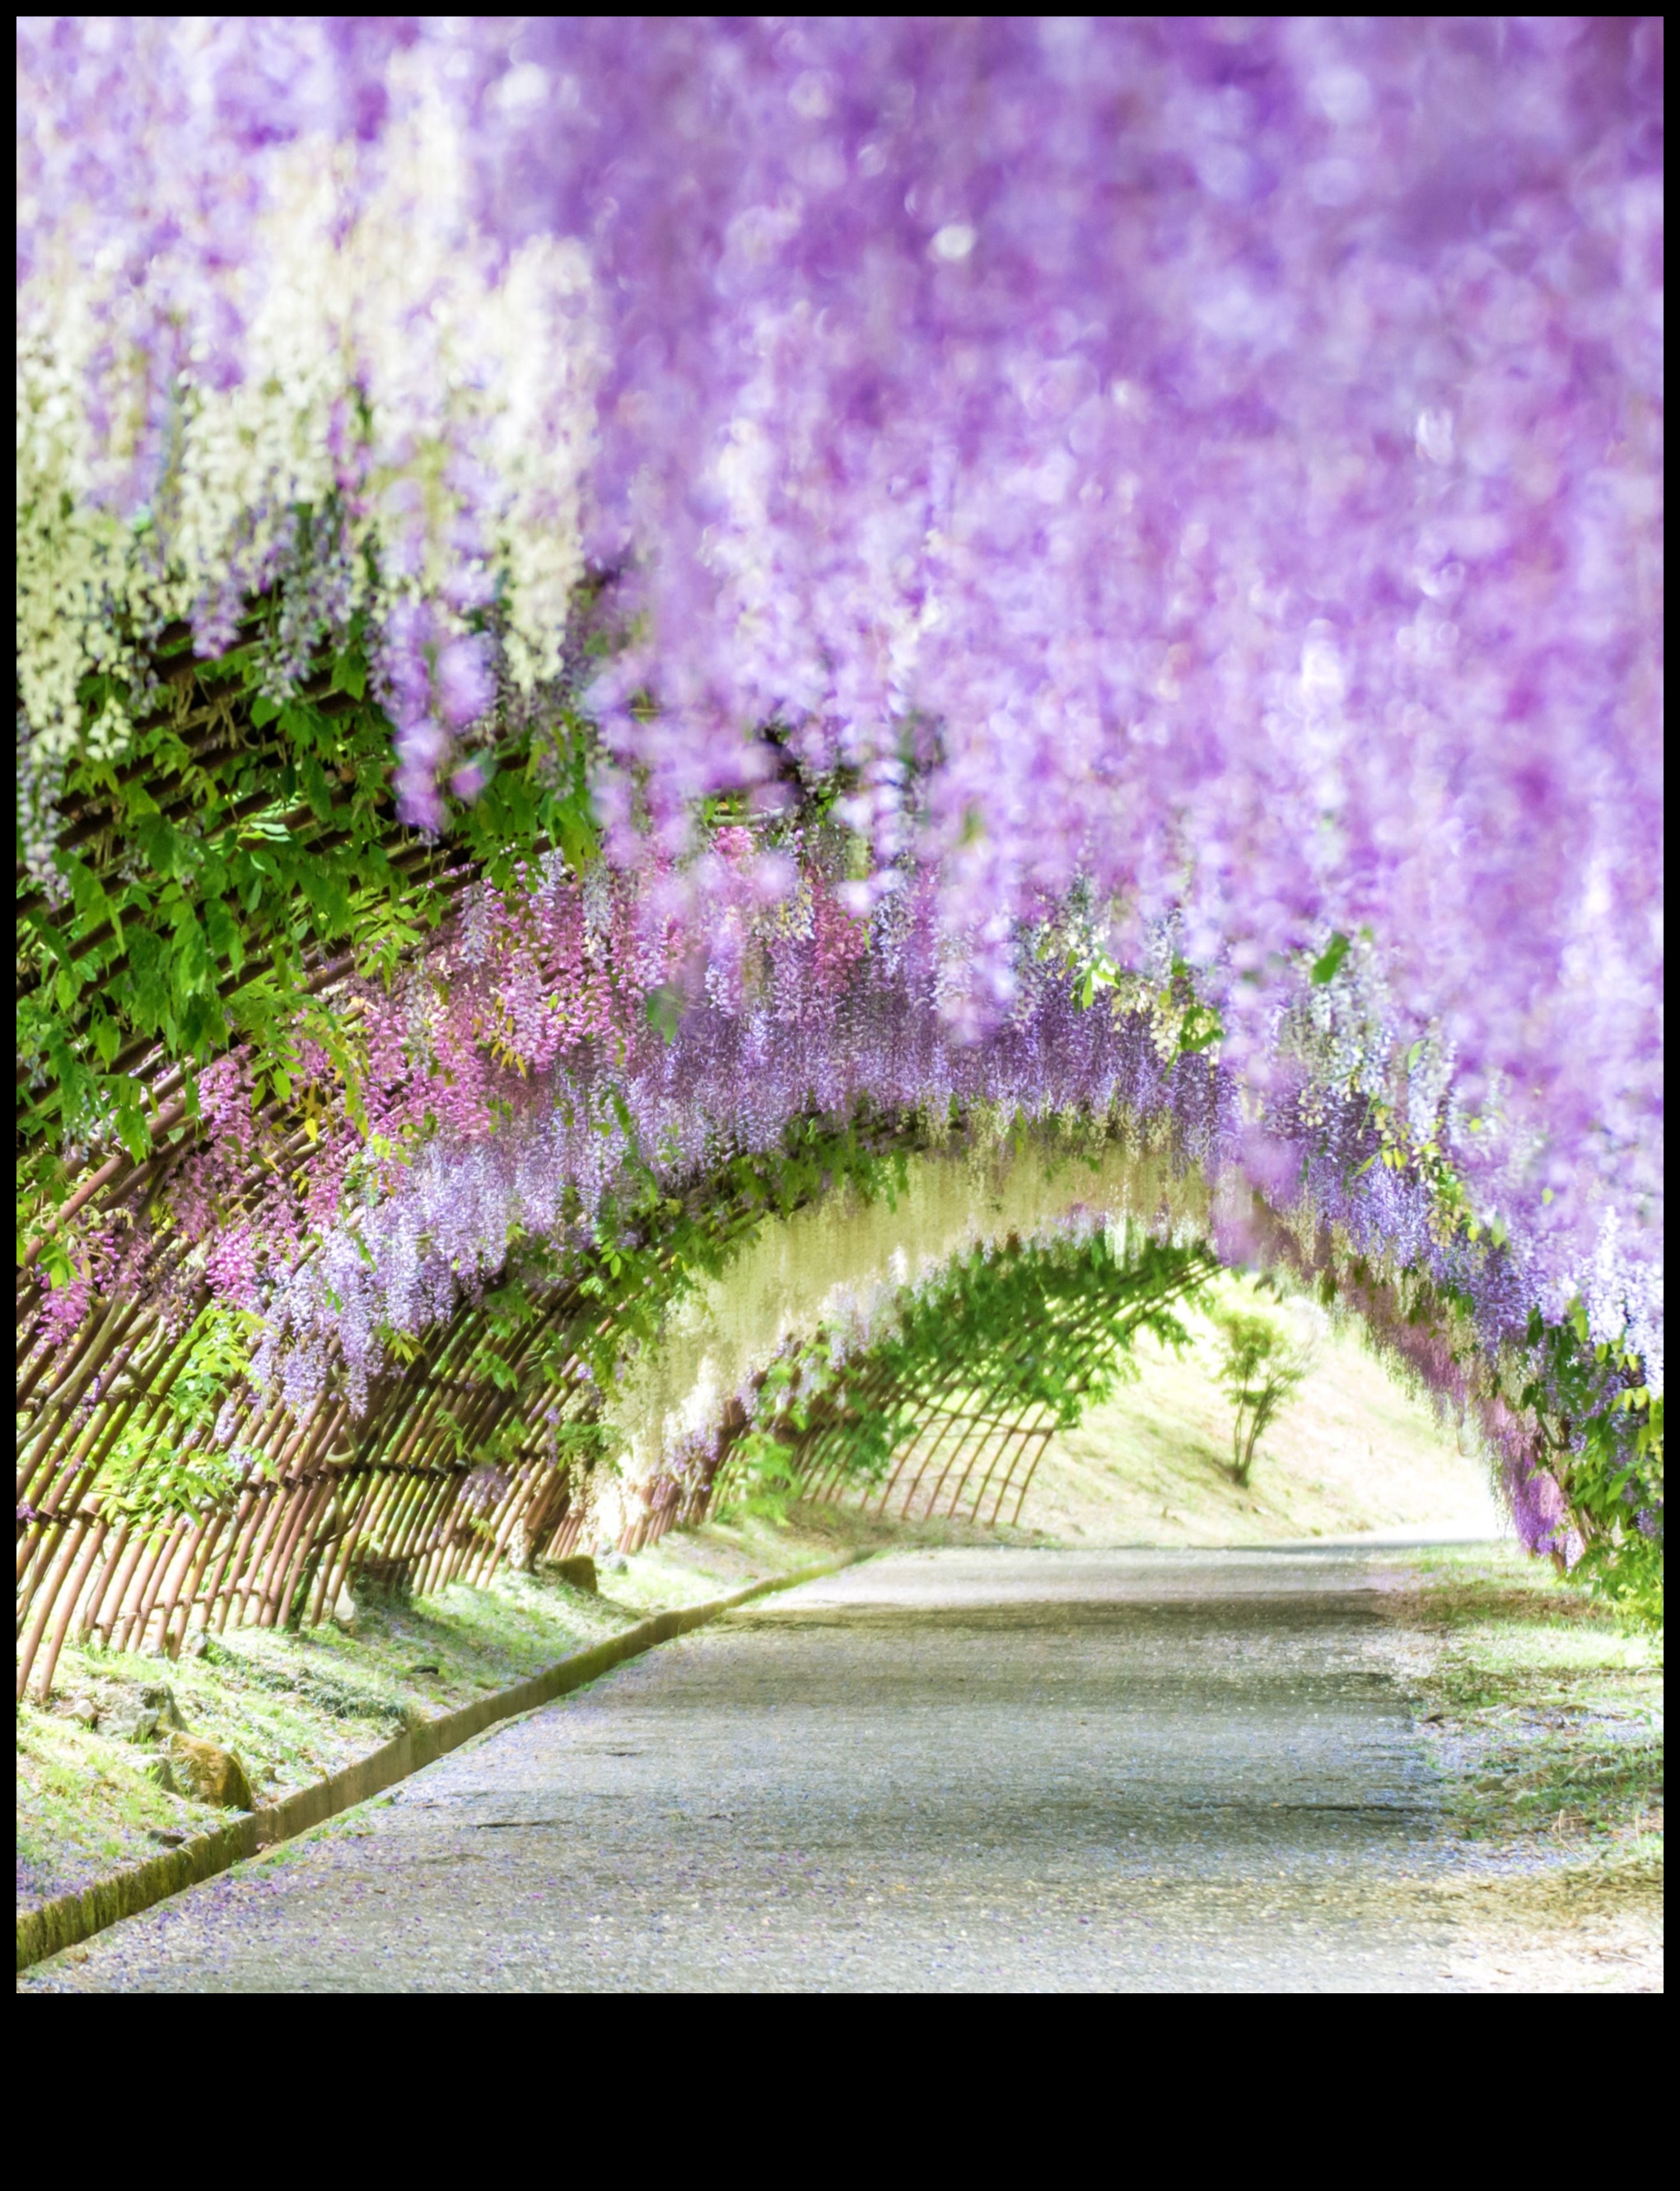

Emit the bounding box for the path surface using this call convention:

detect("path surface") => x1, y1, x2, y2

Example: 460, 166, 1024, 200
24, 1548, 1561, 1992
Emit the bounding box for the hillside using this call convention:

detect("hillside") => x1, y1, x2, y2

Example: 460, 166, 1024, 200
1013, 1276, 1506, 1549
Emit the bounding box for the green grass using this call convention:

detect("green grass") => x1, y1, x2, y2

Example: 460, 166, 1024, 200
826, 1270, 1509, 1547
1387, 1544, 1663, 1857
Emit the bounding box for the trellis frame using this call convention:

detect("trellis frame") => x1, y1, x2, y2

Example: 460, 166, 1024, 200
17, 622, 1216, 1704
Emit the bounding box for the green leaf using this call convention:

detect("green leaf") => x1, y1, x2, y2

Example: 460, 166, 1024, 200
171, 911, 213, 1005
179, 991, 226, 1052
1569, 1298, 1591, 1346
1177, 1002, 1224, 1055
203, 896, 243, 974
113, 1086, 150, 1164
330, 651, 367, 700
124, 926, 171, 1030
555, 798, 599, 871
1310, 932, 1351, 985
645, 987, 682, 1044
63, 855, 112, 927
299, 753, 333, 822
250, 694, 282, 727
133, 814, 183, 880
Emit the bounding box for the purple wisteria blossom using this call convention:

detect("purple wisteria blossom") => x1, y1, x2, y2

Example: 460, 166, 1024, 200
16, 21, 1664, 1548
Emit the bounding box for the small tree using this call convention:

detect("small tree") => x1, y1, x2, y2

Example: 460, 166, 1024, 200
1209, 1306, 1310, 1488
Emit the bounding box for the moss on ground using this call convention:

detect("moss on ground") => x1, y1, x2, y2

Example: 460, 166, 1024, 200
1383, 1544, 1663, 1861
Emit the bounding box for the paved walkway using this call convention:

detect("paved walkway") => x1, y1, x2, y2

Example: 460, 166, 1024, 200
26, 1549, 1517, 1992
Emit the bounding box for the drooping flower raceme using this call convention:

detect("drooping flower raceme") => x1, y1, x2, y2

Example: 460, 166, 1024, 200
16, 21, 1664, 1416
17, 17, 601, 829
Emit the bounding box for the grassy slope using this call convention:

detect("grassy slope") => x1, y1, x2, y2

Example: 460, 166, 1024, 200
1029, 1276, 1507, 1546
16, 1511, 870, 1913
1370, 1544, 1663, 1992
1381, 1543, 1662, 1851
836, 1272, 1508, 1546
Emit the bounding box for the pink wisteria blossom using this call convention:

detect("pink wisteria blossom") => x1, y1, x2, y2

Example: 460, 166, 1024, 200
16, 20, 1663, 1556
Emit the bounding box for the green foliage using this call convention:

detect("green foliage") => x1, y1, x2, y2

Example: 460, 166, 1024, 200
1208, 1304, 1310, 1488
16, 619, 600, 1248
96, 1302, 264, 1522
156, 1302, 265, 1435
57, 1301, 284, 1527
1519, 1303, 1664, 1629
1048, 912, 1225, 1058
892, 1227, 1213, 1423
1309, 931, 1351, 985
720, 1429, 803, 1524
721, 1223, 1218, 1511
1287, 1236, 1659, 1622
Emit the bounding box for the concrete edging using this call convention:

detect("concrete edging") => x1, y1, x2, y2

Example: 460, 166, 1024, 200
17, 1552, 862, 1973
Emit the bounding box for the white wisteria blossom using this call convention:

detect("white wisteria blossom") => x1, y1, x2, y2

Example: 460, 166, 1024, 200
16, 26, 602, 812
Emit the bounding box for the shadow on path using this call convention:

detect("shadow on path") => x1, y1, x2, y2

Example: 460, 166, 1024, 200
21, 1548, 1522, 1992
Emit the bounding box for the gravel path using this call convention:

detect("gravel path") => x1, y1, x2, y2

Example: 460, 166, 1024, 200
23, 1548, 1551, 1992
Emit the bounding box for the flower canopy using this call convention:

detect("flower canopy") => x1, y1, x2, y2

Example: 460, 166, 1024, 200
16, 19, 1664, 1661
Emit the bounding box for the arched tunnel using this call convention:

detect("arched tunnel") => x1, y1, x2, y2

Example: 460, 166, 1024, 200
18, 1116, 1520, 1703
17, 16, 1659, 1991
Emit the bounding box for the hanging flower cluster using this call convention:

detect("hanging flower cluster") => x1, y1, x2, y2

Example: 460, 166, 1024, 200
17, 16, 601, 834
26, 817, 1654, 1602
16, 21, 1662, 1604
18, 16, 1661, 1342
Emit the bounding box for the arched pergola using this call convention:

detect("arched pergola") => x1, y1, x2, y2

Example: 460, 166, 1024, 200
18, 17, 1662, 1710
19, 1084, 1220, 1702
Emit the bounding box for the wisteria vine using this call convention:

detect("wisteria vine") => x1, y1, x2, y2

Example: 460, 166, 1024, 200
16, 18, 1663, 1614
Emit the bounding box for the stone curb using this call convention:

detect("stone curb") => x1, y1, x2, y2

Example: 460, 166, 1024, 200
17, 1551, 865, 1973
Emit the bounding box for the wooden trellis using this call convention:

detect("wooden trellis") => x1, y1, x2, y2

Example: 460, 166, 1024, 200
16, 614, 714, 1702
16, 617, 1210, 1706
17, 1211, 1206, 1703
715, 1244, 1218, 1529
20, 1273, 600, 1702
